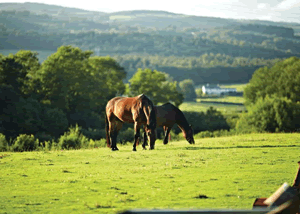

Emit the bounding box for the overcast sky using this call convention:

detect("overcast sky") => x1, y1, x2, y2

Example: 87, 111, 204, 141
1, 0, 300, 23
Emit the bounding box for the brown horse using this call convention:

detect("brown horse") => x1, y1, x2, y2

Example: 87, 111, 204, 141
105, 94, 156, 151
143, 102, 195, 148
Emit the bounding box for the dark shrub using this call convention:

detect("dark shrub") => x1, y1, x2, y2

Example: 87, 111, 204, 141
0, 133, 8, 151
58, 125, 89, 149
13, 134, 37, 152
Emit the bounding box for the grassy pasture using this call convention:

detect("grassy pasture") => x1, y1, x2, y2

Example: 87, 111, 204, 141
180, 101, 246, 116
196, 96, 244, 104
1, 133, 300, 214
220, 84, 248, 93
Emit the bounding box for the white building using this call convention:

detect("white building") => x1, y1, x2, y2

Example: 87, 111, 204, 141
202, 84, 237, 95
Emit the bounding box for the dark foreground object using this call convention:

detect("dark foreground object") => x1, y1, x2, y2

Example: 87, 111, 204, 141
121, 209, 269, 214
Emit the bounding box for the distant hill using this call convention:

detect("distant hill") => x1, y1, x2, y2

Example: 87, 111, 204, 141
1, 2, 300, 84
0, 2, 106, 15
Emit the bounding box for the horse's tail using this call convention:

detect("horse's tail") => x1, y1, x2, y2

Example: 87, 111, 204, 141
105, 112, 111, 148
148, 103, 156, 130
143, 98, 156, 130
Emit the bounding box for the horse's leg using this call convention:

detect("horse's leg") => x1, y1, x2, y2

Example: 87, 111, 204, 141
110, 121, 123, 151
142, 128, 147, 150
133, 122, 140, 151
163, 126, 172, 145
110, 130, 118, 151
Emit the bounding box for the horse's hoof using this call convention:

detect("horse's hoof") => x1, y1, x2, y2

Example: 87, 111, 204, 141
112, 147, 119, 151
132, 148, 137, 152
142, 147, 147, 150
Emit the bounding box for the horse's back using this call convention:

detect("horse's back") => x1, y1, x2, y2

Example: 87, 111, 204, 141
106, 96, 145, 123
155, 103, 178, 127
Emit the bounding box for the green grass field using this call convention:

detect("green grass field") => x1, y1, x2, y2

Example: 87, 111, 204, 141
1, 133, 300, 214
220, 84, 248, 93
180, 101, 246, 116
196, 96, 244, 104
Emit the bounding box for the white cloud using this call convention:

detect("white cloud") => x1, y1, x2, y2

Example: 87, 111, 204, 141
275, 0, 300, 10
257, 3, 269, 9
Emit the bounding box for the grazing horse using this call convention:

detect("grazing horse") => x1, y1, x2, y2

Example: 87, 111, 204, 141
143, 102, 195, 148
105, 94, 156, 151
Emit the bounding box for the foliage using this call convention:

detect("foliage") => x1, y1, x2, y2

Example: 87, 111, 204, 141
172, 107, 230, 135
179, 79, 197, 101
58, 125, 89, 149
117, 127, 135, 144
0, 133, 8, 151
36, 46, 126, 114
0, 55, 27, 96
34, 132, 55, 144
41, 107, 68, 137
244, 57, 300, 105
81, 128, 106, 140
12, 134, 38, 152
195, 88, 203, 97
126, 68, 183, 106
236, 96, 300, 132
87, 138, 107, 148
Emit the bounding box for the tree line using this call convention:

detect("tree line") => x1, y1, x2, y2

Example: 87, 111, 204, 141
0, 46, 231, 151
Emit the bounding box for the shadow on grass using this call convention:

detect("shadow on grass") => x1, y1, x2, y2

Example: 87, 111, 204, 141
184, 144, 299, 150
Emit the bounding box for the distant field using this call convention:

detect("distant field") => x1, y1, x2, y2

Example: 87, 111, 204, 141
1, 133, 299, 213
220, 83, 248, 92
190, 83, 247, 115
180, 100, 246, 116
196, 96, 244, 104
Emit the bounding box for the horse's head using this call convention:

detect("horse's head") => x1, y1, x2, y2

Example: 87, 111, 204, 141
145, 124, 156, 149
185, 124, 195, 144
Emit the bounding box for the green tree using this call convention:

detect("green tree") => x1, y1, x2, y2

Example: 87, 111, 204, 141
244, 57, 300, 105
0, 56, 26, 96
195, 88, 203, 97
37, 46, 126, 113
88, 56, 126, 111
37, 46, 94, 111
236, 96, 300, 132
126, 68, 183, 106
179, 79, 197, 101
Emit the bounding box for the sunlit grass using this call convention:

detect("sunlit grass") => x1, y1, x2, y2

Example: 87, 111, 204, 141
196, 96, 244, 104
1, 133, 299, 213
180, 101, 246, 116
220, 83, 248, 92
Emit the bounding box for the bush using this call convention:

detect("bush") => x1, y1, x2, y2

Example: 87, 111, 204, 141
236, 96, 300, 132
13, 134, 38, 152
194, 129, 237, 139
194, 131, 214, 138
35, 132, 55, 144
87, 139, 107, 148
58, 125, 89, 149
181, 107, 230, 134
42, 107, 69, 137
117, 128, 134, 144
81, 128, 106, 140
0, 133, 8, 151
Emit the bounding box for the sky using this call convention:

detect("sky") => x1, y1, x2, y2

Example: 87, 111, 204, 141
1, 0, 300, 23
